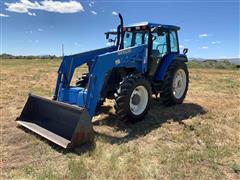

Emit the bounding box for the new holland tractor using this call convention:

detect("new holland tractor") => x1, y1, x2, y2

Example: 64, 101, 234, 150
17, 14, 189, 149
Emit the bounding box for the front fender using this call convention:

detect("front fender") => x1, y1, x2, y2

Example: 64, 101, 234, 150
154, 53, 188, 81
86, 45, 148, 117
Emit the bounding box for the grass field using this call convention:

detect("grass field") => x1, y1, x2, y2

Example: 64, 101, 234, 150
1, 59, 240, 179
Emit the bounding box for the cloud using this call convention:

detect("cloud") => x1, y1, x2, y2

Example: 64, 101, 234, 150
89, 2, 94, 7
199, 33, 208, 38
179, 45, 184, 48
5, 0, 41, 13
0, 13, 9, 17
211, 41, 221, 44
38, 28, 43, 31
90, 10, 97, 15
40, 0, 84, 13
5, 0, 84, 14
201, 46, 208, 49
28, 12, 36, 16
112, 11, 118, 16
74, 42, 78, 46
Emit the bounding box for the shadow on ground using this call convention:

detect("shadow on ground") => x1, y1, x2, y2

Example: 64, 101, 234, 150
18, 125, 96, 155
93, 100, 206, 145
17, 100, 206, 154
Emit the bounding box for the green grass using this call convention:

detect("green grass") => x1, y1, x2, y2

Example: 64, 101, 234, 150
67, 159, 88, 179
231, 163, 240, 174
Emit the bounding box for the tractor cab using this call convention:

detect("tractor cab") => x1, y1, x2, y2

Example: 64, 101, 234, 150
106, 21, 186, 77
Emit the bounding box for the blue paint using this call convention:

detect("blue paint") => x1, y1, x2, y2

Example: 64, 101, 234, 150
56, 45, 148, 117
53, 46, 117, 99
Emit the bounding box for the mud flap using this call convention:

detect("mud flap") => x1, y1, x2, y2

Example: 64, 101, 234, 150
16, 94, 94, 149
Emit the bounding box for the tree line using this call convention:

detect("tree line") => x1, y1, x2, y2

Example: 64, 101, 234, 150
0, 53, 59, 59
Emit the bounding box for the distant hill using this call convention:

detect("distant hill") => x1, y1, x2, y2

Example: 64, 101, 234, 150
188, 59, 239, 69
189, 58, 240, 65
0, 53, 59, 59
228, 58, 240, 65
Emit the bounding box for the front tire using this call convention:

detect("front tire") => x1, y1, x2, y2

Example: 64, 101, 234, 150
161, 61, 189, 106
114, 74, 152, 122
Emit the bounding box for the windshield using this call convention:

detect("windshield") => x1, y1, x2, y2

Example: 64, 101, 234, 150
123, 31, 149, 48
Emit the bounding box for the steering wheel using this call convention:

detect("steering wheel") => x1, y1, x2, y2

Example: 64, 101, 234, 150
156, 43, 167, 55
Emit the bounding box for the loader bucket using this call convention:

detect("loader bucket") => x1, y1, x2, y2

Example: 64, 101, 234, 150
16, 94, 94, 149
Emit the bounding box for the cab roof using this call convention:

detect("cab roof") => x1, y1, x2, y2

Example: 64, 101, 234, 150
125, 22, 180, 30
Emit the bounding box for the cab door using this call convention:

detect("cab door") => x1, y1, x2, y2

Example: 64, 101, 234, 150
148, 31, 168, 77
169, 30, 179, 54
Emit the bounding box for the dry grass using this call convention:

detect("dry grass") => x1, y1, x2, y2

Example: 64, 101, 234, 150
0, 59, 240, 179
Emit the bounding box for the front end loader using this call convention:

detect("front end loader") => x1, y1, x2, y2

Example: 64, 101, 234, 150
17, 14, 189, 149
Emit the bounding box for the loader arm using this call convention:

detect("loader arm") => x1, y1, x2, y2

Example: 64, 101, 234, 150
54, 46, 118, 100
58, 45, 148, 117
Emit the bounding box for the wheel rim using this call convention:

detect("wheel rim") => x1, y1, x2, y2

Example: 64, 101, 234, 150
129, 85, 149, 116
172, 69, 187, 99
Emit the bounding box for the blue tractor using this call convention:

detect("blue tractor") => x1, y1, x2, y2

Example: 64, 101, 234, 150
17, 14, 189, 149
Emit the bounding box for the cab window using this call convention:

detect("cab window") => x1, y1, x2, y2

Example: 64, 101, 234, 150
151, 31, 167, 57
124, 31, 149, 48
124, 32, 133, 48
170, 31, 178, 53
135, 33, 142, 46
134, 32, 149, 46
144, 33, 149, 44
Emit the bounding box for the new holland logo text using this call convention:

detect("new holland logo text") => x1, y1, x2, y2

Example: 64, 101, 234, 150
118, 49, 131, 55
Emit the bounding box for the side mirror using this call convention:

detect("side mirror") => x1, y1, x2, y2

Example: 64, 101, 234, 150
106, 34, 109, 39
183, 48, 188, 55
108, 39, 114, 43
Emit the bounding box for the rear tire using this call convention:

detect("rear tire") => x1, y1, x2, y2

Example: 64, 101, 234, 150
114, 74, 152, 122
161, 61, 189, 106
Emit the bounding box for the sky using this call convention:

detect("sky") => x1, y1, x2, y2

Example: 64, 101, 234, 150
0, 0, 239, 58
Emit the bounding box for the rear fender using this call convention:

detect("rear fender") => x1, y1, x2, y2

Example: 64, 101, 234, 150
154, 53, 188, 81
